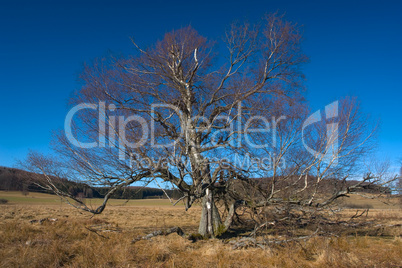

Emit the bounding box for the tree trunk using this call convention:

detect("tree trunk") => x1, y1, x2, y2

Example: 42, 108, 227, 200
198, 188, 222, 237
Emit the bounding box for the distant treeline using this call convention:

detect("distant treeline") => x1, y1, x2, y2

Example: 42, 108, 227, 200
0, 166, 182, 200
95, 187, 183, 200
0, 166, 391, 200
0, 166, 102, 198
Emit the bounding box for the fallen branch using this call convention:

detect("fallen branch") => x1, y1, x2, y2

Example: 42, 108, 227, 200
373, 223, 402, 228
229, 237, 266, 250
29, 218, 58, 224
230, 228, 321, 250
249, 221, 275, 237
132, 227, 185, 243
350, 209, 369, 219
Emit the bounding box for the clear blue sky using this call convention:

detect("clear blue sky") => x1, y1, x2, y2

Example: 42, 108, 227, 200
0, 0, 401, 169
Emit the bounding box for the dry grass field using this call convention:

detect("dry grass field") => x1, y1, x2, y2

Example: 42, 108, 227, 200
0, 191, 401, 267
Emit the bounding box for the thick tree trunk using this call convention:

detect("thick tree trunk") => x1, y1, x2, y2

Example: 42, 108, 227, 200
198, 188, 222, 237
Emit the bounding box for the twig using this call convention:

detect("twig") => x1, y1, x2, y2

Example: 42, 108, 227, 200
85, 226, 109, 239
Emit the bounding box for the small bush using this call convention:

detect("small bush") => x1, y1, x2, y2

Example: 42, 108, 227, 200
0, 198, 9, 204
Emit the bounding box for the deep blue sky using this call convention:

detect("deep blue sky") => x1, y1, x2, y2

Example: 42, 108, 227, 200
0, 0, 401, 170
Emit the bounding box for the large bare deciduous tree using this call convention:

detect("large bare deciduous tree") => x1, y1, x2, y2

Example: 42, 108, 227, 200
22, 13, 397, 238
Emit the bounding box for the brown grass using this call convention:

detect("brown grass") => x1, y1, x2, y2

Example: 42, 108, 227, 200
0, 192, 401, 267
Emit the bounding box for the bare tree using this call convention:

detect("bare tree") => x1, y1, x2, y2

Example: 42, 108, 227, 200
225, 97, 398, 228
22, 13, 397, 238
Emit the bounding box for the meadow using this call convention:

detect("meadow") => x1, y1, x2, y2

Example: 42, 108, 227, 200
0, 191, 401, 267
